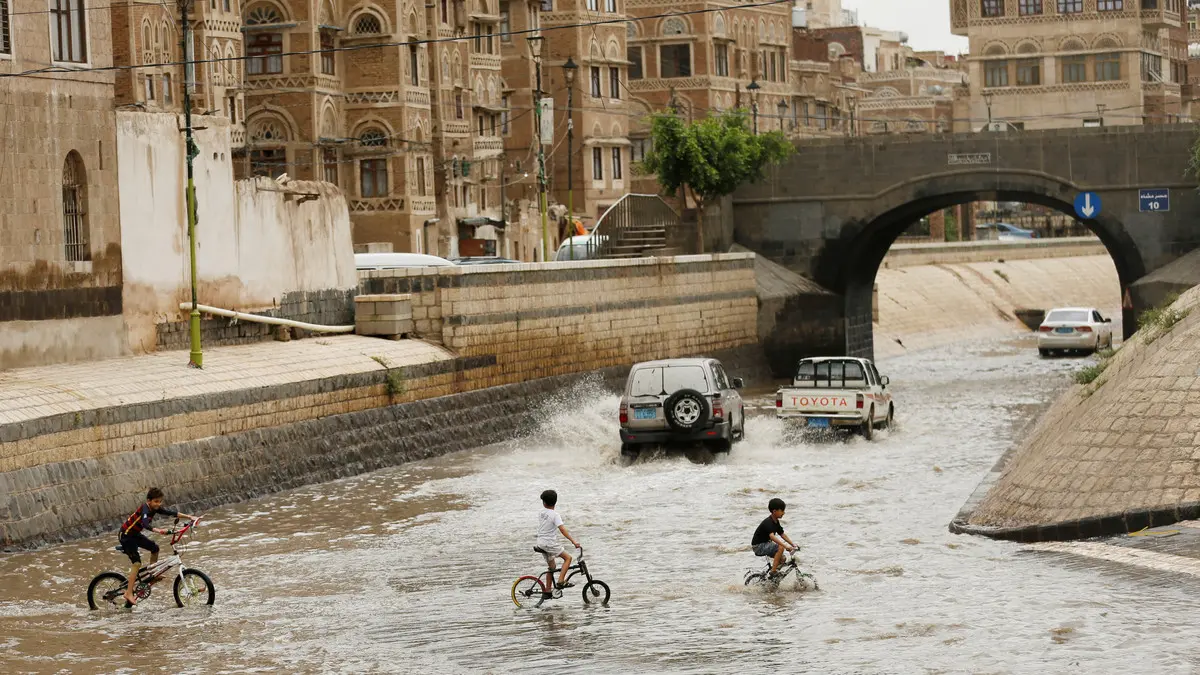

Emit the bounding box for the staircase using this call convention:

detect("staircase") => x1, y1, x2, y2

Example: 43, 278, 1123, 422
591, 194, 681, 259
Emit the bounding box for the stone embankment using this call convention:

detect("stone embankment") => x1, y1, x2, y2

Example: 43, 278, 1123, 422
0, 255, 762, 549
874, 254, 1120, 359
956, 284, 1200, 541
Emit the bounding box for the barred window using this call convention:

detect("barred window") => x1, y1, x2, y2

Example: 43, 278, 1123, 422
1, 0, 11, 55
1097, 0, 1123, 9
323, 148, 338, 184
62, 152, 90, 262
981, 0, 1003, 17
50, 0, 87, 63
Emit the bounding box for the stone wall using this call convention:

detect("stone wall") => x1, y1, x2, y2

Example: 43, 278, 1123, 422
360, 254, 760, 389
881, 237, 1108, 268
956, 285, 1200, 542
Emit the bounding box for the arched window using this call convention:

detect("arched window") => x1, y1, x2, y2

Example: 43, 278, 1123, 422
662, 17, 686, 36
352, 12, 383, 34
62, 152, 89, 262
244, 3, 284, 24
249, 117, 289, 178
360, 127, 388, 146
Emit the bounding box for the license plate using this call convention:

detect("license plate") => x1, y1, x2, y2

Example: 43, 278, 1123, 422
807, 417, 830, 428
1055, 327, 1073, 334
634, 408, 656, 420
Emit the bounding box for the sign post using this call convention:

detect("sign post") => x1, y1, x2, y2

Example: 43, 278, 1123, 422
1139, 188, 1170, 213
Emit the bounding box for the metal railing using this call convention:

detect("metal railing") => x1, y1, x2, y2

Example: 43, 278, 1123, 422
562, 193, 678, 260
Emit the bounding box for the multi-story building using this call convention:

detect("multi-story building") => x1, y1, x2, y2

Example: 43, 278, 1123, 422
950, 0, 1187, 130
110, 1, 245, 134
1, 0, 126, 367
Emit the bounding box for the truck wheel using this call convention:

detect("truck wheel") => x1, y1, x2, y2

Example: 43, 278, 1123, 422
860, 406, 875, 441
663, 389, 710, 431
880, 404, 894, 430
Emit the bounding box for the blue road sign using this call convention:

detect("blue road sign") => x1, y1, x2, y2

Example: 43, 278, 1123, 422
1074, 192, 1101, 220
1139, 188, 1170, 213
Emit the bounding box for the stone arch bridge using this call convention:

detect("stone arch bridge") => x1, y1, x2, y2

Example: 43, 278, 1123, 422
733, 125, 1200, 359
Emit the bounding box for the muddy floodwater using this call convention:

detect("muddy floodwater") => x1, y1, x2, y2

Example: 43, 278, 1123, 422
2, 335, 1199, 674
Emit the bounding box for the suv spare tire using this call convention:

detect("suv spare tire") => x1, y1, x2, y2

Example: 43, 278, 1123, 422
663, 389, 710, 431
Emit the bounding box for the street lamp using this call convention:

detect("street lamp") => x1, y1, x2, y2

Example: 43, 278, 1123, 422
776, 98, 788, 133
746, 79, 761, 134
983, 91, 994, 130
527, 36, 549, 261
562, 55, 578, 257
1097, 103, 1106, 127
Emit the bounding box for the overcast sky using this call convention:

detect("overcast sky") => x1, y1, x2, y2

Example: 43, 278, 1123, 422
843, 0, 970, 54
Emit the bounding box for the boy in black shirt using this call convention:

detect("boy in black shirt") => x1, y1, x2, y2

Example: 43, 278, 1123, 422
751, 497, 796, 577
118, 487, 199, 606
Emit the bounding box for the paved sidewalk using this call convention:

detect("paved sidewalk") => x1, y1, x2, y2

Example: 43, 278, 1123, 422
0, 336, 454, 425
1025, 521, 1200, 582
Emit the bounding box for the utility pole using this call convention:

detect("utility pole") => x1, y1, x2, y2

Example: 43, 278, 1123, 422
180, 0, 203, 368
528, 37, 549, 261
562, 57, 577, 260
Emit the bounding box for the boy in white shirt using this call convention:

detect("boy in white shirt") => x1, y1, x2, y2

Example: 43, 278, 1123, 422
535, 489, 581, 596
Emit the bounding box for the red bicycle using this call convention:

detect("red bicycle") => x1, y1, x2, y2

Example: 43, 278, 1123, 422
87, 517, 215, 611
511, 546, 610, 608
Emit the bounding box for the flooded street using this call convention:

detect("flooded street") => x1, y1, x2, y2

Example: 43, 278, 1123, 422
3, 334, 1200, 674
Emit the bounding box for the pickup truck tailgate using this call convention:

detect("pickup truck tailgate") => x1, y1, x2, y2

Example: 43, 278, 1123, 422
776, 389, 860, 423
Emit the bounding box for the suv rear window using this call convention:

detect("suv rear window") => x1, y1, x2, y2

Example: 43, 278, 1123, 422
795, 360, 867, 388
629, 366, 710, 396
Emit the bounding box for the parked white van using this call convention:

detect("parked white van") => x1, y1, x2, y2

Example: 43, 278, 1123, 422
354, 253, 455, 270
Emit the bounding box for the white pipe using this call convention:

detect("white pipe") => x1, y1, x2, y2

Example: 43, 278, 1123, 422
179, 303, 356, 333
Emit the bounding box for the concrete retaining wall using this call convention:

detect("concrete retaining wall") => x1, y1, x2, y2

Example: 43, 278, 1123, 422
881, 237, 1107, 268
955, 285, 1200, 541
360, 253, 760, 389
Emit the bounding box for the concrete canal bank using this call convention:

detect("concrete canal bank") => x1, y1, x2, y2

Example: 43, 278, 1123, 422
0, 255, 762, 549
956, 283, 1200, 541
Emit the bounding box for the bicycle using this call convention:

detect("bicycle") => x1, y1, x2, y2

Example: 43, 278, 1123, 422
511, 546, 611, 609
87, 517, 215, 612
743, 549, 819, 591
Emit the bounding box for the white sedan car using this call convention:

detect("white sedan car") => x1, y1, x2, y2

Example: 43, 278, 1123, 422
1037, 307, 1114, 356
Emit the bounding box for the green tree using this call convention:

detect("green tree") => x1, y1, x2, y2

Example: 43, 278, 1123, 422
641, 110, 792, 252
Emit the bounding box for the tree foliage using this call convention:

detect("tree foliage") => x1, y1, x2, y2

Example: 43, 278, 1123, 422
640, 109, 793, 211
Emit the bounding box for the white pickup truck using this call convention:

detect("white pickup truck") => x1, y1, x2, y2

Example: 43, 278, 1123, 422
775, 357, 895, 440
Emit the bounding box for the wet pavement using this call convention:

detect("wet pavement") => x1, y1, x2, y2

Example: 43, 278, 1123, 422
2, 332, 1200, 674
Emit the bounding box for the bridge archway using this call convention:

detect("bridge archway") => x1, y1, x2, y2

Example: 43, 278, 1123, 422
812, 170, 1147, 358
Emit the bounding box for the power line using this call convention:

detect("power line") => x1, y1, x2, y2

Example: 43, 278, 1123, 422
0, 0, 794, 79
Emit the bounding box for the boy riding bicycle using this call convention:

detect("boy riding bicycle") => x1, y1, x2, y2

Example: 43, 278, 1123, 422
119, 487, 199, 606
535, 490, 580, 597
751, 497, 796, 578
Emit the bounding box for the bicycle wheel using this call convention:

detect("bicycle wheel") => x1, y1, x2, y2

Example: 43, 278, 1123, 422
173, 569, 215, 607
582, 580, 610, 605
87, 572, 127, 611
743, 573, 766, 587
511, 576, 548, 609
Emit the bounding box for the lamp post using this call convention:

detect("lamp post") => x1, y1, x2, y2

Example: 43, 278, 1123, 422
1097, 103, 1106, 127
562, 56, 578, 258
776, 98, 788, 133
983, 91, 993, 130
179, 0, 202, 368
747, 79, 761, 134
527, 36, 549, 261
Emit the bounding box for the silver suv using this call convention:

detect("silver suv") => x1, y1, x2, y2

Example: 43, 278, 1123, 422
618, 358, 746, 458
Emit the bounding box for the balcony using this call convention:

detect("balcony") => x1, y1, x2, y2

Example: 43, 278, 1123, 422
1141, 3, 1182, 29
411, 196, 437, 214
469, 53, 502, 71
405, 88, 431, 107
472, 136, 504, 157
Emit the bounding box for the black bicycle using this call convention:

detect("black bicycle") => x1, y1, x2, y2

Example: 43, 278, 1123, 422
744, 549, 819, 591
511, 546, 611, 608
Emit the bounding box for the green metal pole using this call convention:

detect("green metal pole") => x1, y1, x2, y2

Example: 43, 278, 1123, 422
181, 0, 203, 368
535, 62, 549, 261
566, 84, 574, 261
